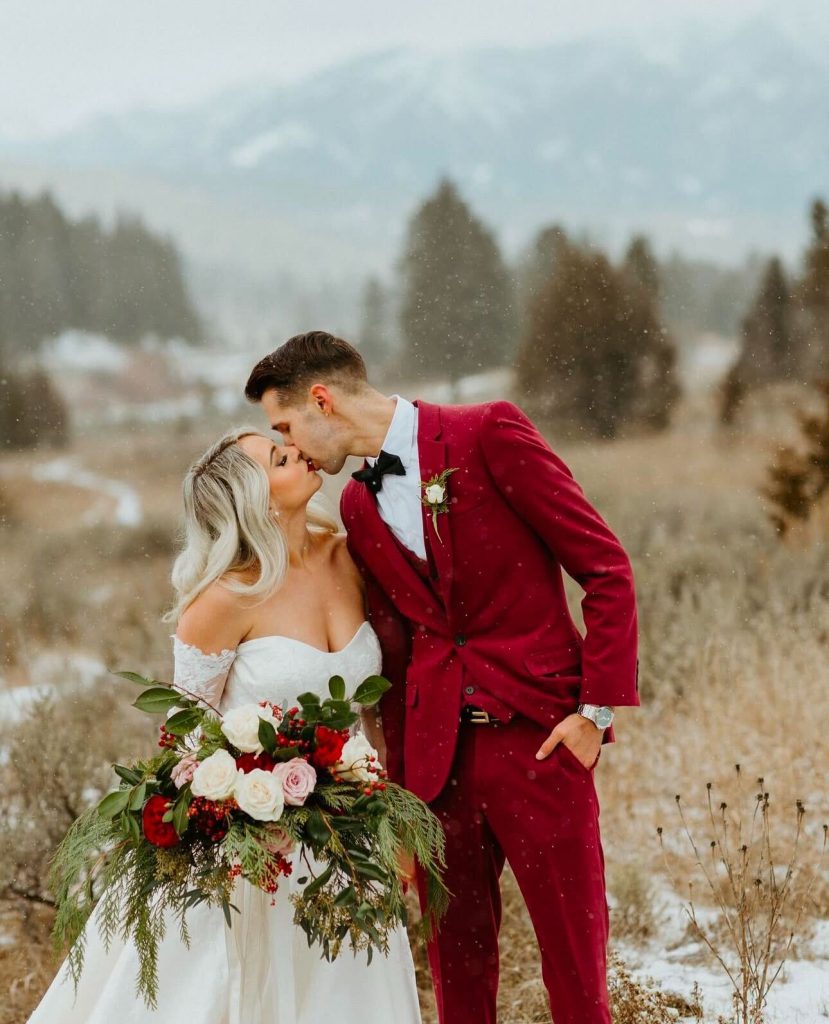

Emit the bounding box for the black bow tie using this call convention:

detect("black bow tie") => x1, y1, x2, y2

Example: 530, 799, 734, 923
351, 450, 406, 494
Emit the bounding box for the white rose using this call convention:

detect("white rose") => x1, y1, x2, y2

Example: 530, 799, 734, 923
190, 749, 238, 801
234, 768, 285, 822
221, 703, 280, 754
425, 483, 446, 504
336, 733, 382, 783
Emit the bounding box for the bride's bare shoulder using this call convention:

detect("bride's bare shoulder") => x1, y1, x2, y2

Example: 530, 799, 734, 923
176, 579, 252, 653
326, 531, 362, 581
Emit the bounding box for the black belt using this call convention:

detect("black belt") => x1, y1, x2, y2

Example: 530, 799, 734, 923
460, 704, 501, 725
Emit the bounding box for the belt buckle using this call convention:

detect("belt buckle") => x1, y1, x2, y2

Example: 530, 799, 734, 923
468, 708, 491, 725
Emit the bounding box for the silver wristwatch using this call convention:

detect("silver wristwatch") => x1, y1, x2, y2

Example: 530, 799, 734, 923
577, 703, 614, 730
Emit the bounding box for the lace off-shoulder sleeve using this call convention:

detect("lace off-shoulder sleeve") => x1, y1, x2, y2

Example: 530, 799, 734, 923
171, 634, 236, 710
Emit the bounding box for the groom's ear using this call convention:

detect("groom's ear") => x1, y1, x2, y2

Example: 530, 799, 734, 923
309, 383, 334, 416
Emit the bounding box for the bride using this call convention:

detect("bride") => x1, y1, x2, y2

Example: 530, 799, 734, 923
28, 427, 422, 1024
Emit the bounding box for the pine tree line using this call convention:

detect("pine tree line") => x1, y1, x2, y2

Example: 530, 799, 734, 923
0, 188, 201, 364
722, 199, 829, 423
359, 177, 679, 438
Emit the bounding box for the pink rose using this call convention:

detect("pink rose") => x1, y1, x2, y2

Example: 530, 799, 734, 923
171, 752, 199, 789
264, 825, 296, 858
272, 757, 317, 806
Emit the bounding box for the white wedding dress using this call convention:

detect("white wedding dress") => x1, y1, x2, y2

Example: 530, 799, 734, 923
28, 621, 422, 1024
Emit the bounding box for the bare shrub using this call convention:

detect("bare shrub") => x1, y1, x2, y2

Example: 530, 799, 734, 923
657, 767, 827, 1024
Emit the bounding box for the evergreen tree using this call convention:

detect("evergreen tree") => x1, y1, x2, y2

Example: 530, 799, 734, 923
516, 239, 678, 439
357, 276, 392, 370
623, 235, 660, 301
797, 197, 829, 379
0, 366, 69, 450
398, 179, 514, 391
720, 257, 795, 424
0, 188, 201, 358
517, 224, 569, 344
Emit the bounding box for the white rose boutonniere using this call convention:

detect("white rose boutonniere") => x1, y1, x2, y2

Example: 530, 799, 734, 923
420, 467, 459, 542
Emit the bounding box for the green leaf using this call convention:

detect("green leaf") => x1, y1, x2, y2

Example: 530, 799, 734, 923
125, 812, 142, 844
98, 789, 130, 818
128, 782, 147, 811
114, 764, 143, 785
333, 885, 356, 908
303, 863, 333, 897
297, 691, 321, 707
258, 718, 277, 755
172, 794, 191, 836
328, 675, 346, 701
114, 670, 164, 688
305, 810, 330, 846
353, 861, 388, 883
133, 687, 185, 714
352, 675, 392, 706
164, 707, 203, 736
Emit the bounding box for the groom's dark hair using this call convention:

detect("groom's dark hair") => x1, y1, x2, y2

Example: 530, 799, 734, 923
244, 331, 368, 405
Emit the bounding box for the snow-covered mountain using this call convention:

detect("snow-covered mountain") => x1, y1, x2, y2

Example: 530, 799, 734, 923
1, 20, 826, 278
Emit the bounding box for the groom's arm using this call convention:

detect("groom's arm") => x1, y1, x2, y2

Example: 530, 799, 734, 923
481, 400, 639, 708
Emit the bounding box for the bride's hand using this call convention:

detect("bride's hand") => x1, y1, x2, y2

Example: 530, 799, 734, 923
396, 850, 417, 893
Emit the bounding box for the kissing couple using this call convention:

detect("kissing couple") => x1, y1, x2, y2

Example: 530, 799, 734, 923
30, 330, 639, 1024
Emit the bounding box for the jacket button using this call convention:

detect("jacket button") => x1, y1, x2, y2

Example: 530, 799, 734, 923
454, 633, 466, 646
464, 686, 476, 695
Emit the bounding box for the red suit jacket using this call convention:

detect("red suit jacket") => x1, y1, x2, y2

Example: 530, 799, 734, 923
340, 399, 639, 804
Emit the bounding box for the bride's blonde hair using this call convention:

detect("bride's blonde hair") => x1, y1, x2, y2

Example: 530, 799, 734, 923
164, 427, 338, 622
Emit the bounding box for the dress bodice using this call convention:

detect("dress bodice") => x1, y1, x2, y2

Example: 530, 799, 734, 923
171, 621, 382, 713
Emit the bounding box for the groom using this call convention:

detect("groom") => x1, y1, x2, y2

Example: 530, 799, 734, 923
245, 331, 639, 1024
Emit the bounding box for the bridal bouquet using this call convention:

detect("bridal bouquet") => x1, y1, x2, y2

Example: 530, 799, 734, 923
50, 669, 449, 1007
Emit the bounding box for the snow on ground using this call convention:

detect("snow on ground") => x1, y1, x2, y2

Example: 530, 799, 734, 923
31, 456, 142, 527
614, 878, 829, 1021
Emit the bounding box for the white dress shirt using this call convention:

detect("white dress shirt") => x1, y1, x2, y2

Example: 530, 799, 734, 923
366, 395, 427, 560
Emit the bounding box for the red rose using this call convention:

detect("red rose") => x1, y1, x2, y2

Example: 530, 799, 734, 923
235, 752, 276, 774
311, 726, 347, 769
142, 794, 181, 848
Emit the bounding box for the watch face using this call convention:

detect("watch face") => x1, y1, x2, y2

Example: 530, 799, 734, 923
596, 707, 613, 728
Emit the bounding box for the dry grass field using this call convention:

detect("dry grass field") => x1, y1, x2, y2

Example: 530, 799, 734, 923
1, 388, 827, 1023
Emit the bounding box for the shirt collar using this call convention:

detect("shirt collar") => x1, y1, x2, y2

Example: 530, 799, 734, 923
367, 394, 418, 468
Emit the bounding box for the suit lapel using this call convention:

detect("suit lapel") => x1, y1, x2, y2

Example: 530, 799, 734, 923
353, 472, 445, 630
414, 401, 455, 610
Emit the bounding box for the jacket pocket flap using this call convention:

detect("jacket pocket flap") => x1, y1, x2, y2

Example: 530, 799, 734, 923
525, 642, 582, 676
405, 683, 419, 707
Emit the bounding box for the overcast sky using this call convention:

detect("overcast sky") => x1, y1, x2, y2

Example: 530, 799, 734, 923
0, 0, 821, 139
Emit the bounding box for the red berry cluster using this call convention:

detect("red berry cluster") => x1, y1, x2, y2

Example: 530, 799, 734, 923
188, 796, 235, 842
157, 725, 177, 749
258, 699, 283, 721
260, 851, 293, 894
